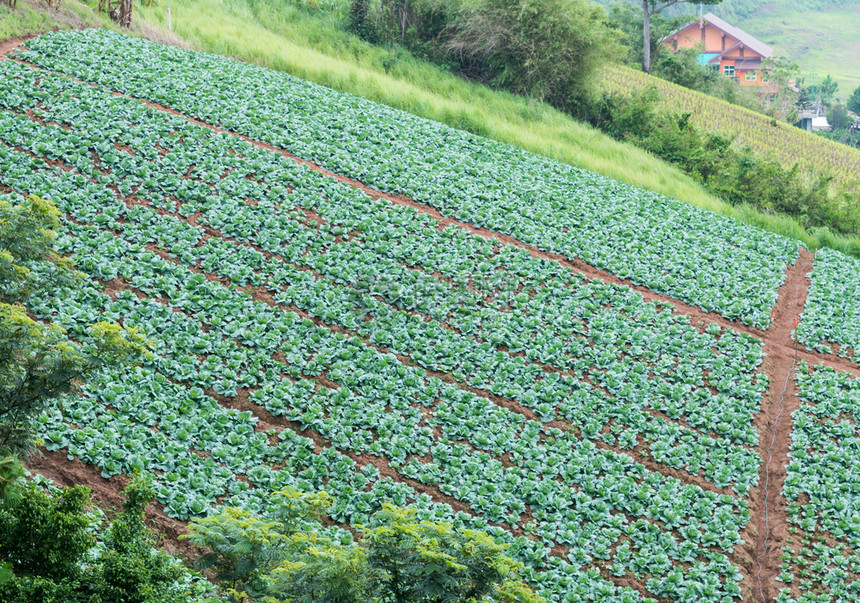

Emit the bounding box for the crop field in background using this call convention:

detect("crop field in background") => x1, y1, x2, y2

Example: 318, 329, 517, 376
1, 29, 859, 603
601, 64, 860, 188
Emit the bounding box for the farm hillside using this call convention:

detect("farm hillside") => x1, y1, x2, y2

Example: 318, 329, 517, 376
4, 0, 859, 259
2, 29, 860, 602
601, 63, 860, 187
127, 0, 860, 257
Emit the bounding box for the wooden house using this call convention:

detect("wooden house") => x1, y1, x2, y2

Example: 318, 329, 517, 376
662, 13, 775, 88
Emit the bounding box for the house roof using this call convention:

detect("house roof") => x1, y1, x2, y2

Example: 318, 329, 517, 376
664, 12, 774, 59
707, 51, 769, 70
701, 13, 773, 58
707, 42, 742, 63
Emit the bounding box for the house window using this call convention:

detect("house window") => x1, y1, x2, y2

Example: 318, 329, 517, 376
762, 71, 769, 83
723, 65, 735, 77
745, 71, 757, 82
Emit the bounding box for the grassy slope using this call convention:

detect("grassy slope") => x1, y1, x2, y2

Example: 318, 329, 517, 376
735, 4, 860, 103
3, 0, 859, 254
0, 0, 96, 38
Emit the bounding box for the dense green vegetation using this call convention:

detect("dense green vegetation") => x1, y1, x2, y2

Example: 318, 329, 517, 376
185, 488, 542, 602
1, 31, 808, 599
0, 466, 213, 601
2, 7, 860, 600
780, 365, 860, 601
0, 187, 205, 602
0, 129, 545, 603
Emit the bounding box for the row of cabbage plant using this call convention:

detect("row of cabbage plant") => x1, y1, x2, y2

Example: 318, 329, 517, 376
776, 364, 860, 602
797, 249, 859, 363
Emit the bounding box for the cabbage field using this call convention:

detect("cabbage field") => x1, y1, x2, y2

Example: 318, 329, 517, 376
1, 28, 858, 603
778, 365, 860, 601
798, 249, 860, 363
15, 29, 803, 330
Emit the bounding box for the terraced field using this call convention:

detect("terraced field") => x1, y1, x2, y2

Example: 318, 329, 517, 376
2, 29, 859, 603
601, 64, 860, 187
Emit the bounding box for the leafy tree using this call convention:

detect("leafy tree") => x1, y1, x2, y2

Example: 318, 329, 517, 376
89, 473, 187, 603
640, 0, 722, 73
348, 0, 456, 57
0, 194, 150, 459
827, 102, 850, 131
847, 84, 860, 115
445, 0, 622, 110
817, 74, 839, 106
0, 483, 95, 582
0, 473, 198, 602
184, 489, 543, 603
652, 44, 718, 90
361, 505, 534, 603
606, 1, 686, 70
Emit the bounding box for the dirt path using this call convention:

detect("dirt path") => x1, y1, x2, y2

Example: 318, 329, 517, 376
0, 38, 26, 60
740, 249, 813, 602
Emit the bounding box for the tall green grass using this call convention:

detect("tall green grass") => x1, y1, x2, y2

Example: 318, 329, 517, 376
0, 2, 64, 38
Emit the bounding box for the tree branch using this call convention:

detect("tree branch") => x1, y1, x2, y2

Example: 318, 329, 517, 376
650, 0, 682, 16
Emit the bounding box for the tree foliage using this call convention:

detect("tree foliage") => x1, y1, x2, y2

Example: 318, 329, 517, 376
0, 473, 194, 602
827, 103, 850, 131
847, 84, 860, 115
606, 1, 686, 70
0, 194, 151, 458
444, 0, 622, 110
640, 0, 722, 72
184, 489, 543, 603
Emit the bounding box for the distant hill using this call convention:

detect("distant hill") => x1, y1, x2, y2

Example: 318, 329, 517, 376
599, 0, 860, 102
736, 2, 860, 101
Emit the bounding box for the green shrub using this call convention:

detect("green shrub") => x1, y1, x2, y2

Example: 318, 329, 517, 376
185, 489, 543, 603
0, 474, 201, 603
445, 0, 622, 110
590, 87, 860, 236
